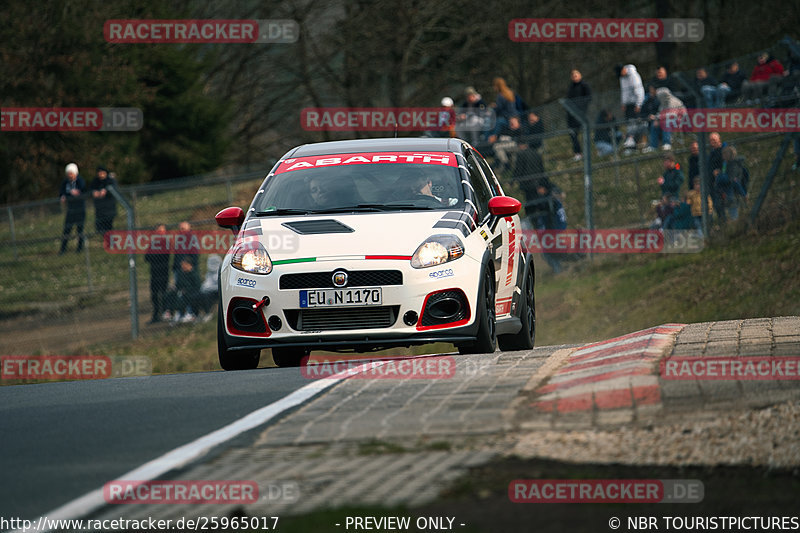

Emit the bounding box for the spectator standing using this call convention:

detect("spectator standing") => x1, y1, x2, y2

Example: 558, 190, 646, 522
742, 52, 786, 104
658, 152, 684, 200
719, 61, 747, 104
708, 132, 725, 219
89, 165, 118, 236
198, 254, 221, 321
523, 111, 544, 151
687, 141, 700, 186
640, 85, 661, 153
565, 69, 592, 161
172, 220, 199, 281
145, 224, 171, 323
59, 163, 86, 254
456, 86, 489, 145
489, 77, 527, 141
686, 176, 712, 236
169, 258, 201, 323
532, 180, 567, 274
615, 64, 645, 151
717, 146, 748, 222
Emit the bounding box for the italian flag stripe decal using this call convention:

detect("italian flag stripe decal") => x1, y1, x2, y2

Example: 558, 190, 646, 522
272, 257, 316, 265
272, 255, 411, 265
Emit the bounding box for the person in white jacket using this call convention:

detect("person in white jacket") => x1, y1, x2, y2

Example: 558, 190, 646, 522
616, 64, 645, 151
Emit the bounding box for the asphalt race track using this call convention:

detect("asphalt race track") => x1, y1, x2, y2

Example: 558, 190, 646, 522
0, 369, 314, 521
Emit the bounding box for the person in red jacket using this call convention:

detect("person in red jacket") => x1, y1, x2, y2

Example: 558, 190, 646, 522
742, 52, 786, 104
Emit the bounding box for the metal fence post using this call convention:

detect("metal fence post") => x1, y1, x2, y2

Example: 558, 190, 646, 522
7, 206, 19, 261
108, 185, 138, 340
698, 132, 711, 237
559, 98, 594, 232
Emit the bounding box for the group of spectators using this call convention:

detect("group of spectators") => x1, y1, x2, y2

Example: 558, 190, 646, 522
57, 160, 218, 325
144, 221, 220, 325
652, 132, 751, 236
58, 162, 118, 253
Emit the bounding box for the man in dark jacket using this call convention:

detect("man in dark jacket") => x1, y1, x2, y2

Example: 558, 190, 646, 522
694, 68, 722, 108
565, 69, 592, 161
687, 141, 700, 186
719, 61, 747, 103
59, 162, 86, 254
145, 224, 171, 323
658, 152, 684, 200
456, 86, 489, 145
90, 165, 118, 236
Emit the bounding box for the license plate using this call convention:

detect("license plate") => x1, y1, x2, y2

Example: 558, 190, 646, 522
299, 287, 383, 308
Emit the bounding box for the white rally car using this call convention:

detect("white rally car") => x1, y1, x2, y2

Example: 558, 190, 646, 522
215, 138, 535, 370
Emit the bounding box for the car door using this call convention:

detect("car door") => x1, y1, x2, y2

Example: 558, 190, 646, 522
462, 150, 517, 319
468, 149, 521, 319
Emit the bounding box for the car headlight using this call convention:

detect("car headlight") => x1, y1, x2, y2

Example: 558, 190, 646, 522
411, 234, 465, 268
231, 240, 272, 274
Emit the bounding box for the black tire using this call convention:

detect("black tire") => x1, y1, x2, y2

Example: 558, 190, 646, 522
217, 305, 260, 371
498, 263, 535, 351
271, 347, 309, 368
458, 266, 497, 355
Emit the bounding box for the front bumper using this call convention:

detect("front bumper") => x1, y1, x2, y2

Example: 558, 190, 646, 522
219, 255, 483, 351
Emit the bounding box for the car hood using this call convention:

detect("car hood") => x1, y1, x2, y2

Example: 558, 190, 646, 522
241, 210, 469, 262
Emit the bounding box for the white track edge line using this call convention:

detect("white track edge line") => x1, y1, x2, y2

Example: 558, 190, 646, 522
16, 365, 376, 533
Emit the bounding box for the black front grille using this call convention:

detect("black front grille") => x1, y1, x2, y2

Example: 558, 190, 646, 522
280, 270, 403, 290
285, 306, 399, 331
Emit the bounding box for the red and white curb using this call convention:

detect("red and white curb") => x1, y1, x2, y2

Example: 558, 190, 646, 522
532, 324, 686, 413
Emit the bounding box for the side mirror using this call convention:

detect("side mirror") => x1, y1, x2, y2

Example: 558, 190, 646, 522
488, 196, 522, 216
215, 207, 245, 234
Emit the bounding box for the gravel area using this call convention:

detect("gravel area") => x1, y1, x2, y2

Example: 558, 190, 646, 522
511, 399, 800, 468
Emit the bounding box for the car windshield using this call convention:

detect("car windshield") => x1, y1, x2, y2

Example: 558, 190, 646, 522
253, 154, 464, 214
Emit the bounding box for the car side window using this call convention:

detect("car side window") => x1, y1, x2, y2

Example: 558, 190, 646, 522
465, 153, 492, 221
473, 150, 504, 196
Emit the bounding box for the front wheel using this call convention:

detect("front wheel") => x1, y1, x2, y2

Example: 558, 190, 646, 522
498, 263, 535, 351
217, 305, 261, 371
458, 266, 497, 354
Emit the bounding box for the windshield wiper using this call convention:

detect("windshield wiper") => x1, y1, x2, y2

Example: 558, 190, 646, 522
254, 208, 311, 216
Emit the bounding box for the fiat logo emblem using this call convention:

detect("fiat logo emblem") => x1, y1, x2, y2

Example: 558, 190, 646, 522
332, 270, 348, 287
